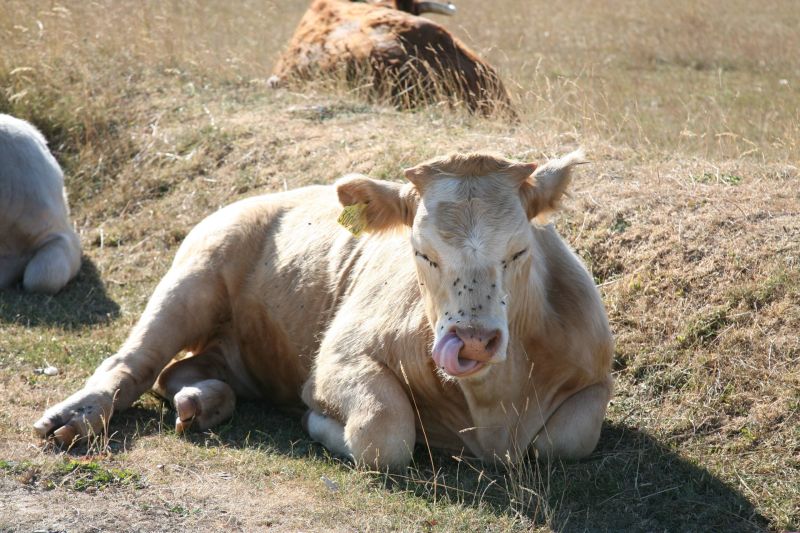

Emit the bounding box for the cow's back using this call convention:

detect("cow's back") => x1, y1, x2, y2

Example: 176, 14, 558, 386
203, 185, 424, 405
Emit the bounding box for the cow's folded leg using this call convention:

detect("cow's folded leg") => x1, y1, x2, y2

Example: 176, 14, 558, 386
153, 348, 237, 433
172, 380, 235, 433
22, 231, 81, 294
303, 361, 416, 471
303, 410, 349, 457
532, 378, 612, 460
34, 264, 226, 446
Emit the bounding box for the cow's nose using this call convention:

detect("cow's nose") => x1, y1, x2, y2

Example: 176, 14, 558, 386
453, 326, 502, 362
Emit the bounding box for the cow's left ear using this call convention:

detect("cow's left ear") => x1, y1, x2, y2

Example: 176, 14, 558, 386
336, 174, 418, 232
519, 149, 586, 220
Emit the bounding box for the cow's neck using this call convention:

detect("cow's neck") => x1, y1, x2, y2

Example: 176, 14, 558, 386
456, 241, 553, 459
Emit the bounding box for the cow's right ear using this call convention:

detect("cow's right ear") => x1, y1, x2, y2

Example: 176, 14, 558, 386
336, 174, 418, 233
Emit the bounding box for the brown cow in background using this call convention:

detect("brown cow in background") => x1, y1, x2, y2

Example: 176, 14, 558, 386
269, 0, 514, 116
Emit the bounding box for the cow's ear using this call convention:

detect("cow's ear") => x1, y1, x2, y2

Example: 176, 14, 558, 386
336, 174, 418, 232
519, 149, 586, 221
506, 162, 538, 184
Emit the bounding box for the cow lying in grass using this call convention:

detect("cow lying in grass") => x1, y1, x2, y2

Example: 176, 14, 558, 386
0, 114, 81, 294
270, 0, 514, 116
34, 150, 612, 469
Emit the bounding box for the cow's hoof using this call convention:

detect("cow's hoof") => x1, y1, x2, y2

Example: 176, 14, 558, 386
173, 379, 235, 434
174, 394, 199, 434
267, 75, 282, 89
33, 388, 115, 446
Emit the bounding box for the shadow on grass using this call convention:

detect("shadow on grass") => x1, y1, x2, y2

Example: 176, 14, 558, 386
541, 423, 768, 532
97, 401, 769, 532
0, 257, 119, 329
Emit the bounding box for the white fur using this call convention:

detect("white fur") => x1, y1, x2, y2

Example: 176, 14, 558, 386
0, 114, 81, 293
306, 411, 350, 457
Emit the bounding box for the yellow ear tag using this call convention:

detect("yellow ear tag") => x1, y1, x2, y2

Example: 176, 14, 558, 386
337, 203, 368, 237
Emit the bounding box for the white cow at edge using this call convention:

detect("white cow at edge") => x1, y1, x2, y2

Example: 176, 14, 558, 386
0, 114, 81, 293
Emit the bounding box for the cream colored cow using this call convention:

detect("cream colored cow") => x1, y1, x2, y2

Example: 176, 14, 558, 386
34, 150, 612, 469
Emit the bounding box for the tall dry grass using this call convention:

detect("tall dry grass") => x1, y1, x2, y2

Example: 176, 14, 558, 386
3, 0, 799, 163
0, 1, 299, 159
467, 0, 800, 160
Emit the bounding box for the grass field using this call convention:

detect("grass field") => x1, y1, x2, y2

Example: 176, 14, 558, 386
1, 0, 798, 531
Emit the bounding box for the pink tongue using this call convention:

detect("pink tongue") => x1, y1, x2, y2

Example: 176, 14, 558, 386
432, 332, 480, 376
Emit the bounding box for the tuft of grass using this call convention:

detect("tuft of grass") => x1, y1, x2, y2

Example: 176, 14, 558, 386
676, 307, 731, 348
727, 269, 796, 311
693, 172, 744, 185
1, 458, 141, 492
0, 459, 34, 474
609, 212, 631, 233
51, 459, 142, 492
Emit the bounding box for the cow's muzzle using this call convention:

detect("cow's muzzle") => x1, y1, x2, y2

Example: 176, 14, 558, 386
432, 325, 502, 377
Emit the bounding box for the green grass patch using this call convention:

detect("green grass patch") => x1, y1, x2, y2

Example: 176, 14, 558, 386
609, 212, 631, 233
692, 172, 744, 185
727, 269, 797, 310
676, 306, 731, 348
0, 459, 34, 474
51, 459, 142, 492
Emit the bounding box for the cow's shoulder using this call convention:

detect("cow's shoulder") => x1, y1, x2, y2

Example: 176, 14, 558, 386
318, 232, 426, 350
532, 223, 613, 370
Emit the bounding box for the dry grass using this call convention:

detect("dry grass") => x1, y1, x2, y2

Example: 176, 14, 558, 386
0, 0, 798, 531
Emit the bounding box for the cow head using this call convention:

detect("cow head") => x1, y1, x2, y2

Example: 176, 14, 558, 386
336, 150, 585, 380
360, 0, 457, 16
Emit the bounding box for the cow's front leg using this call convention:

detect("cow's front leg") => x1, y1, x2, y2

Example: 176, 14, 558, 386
302, 358, 416, 471
34, 264, 225, 446
153, 341, 242, 433
532, 378, 612, 460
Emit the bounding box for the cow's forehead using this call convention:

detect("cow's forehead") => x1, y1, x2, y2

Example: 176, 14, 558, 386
414, 176, 528, 257
423, 176, 522, 222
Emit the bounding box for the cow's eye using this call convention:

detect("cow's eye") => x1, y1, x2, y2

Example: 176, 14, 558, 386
510, 248, 528, 262
501, 248, 527, 270
414, 250, 439, 269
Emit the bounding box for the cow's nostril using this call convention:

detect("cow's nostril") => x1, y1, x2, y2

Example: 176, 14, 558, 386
484, 330, 501, 354
453, 326, 502, 360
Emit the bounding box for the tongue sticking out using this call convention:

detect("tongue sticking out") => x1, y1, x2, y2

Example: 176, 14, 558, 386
432, 331, 483, 377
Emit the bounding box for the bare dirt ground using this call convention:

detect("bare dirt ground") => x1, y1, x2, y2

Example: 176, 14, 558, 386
1, 0, 798, 531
